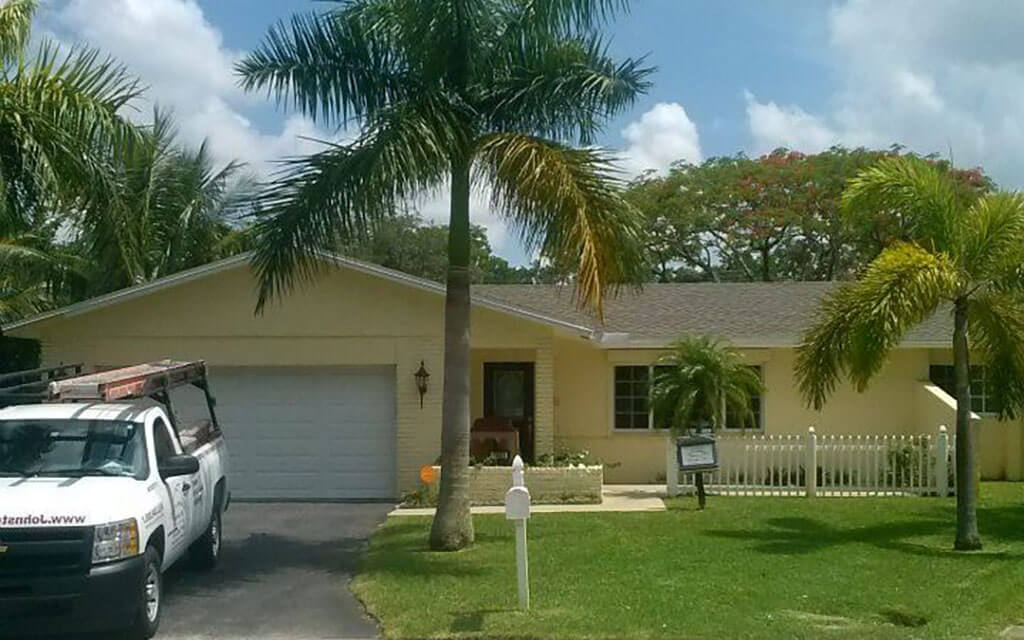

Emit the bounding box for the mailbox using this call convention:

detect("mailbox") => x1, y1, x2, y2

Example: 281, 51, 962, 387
505, 485, 531, 520
676, 434, 718, 472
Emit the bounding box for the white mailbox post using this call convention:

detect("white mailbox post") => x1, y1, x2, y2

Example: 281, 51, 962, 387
504, 455, 531, 611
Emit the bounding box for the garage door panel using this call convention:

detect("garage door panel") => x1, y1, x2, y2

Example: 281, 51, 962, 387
174, 366, 397, 499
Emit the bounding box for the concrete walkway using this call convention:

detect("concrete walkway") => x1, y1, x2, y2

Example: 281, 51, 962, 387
389, 484, 666, 517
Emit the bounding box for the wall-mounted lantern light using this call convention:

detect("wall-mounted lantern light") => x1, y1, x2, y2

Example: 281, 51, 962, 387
414, 361, 430, 408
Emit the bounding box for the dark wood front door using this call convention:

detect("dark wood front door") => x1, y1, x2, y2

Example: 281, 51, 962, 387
484, 362, 535, 462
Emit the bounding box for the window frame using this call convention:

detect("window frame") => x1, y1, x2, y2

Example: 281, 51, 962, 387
929, 364, 1001, 415
609, 364, 765, 433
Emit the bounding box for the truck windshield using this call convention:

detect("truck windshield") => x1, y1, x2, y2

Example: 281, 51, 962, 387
0, 420, 148, 480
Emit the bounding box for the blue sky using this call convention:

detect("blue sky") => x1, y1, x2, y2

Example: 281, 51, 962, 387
39, 1, 1024, 263
197, 0, 834, 159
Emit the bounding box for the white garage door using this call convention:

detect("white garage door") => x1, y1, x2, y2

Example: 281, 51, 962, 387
178, 366, 397, 500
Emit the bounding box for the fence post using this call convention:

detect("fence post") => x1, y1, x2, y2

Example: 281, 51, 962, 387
666, 434, 679, 497
805, 426, 817, 498
936, 425, 949, 497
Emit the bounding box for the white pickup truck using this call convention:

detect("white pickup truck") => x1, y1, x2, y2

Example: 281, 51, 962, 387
0, 361, 230, 639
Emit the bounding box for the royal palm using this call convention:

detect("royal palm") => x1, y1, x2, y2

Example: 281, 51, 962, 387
237, 0, 651, 549
796, 156, 1024, 550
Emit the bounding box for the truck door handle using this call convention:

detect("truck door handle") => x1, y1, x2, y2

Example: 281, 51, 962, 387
182, 482, 191, 493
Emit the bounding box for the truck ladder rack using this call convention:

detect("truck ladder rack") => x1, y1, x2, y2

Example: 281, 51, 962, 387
0, 363, 84, 406
47, 360, 209, 402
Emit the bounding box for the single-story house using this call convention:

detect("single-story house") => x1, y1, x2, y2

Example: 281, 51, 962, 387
4, 252, 1022, 499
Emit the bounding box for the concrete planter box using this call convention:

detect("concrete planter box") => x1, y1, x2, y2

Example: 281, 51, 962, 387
431, 464, 603, 505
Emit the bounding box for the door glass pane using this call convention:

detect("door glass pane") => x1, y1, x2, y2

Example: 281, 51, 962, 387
493, 370, 526, 417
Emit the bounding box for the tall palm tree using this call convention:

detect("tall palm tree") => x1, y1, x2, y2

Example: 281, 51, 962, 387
237, 0, 651, 550
77, 109, 251, 294
795, 156, 1024, 550
651, 335, 762, 508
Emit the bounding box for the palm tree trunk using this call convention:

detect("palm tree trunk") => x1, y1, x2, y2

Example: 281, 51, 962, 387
429, 154, 475, 551
953, 298, 981, 550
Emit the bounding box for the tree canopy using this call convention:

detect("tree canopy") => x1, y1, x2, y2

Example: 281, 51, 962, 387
626, 146, 992, 283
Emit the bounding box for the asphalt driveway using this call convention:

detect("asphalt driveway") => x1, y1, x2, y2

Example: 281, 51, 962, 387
159, 502, 392, 640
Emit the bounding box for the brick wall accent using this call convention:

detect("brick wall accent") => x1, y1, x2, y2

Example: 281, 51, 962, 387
534, 339, 555, 457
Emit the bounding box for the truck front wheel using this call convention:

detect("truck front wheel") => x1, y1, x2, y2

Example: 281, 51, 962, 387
127, 546, 162, 639
190, 505, 222, 570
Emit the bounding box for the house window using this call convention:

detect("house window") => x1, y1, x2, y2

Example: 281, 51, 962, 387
613, 365, 763, 431
929, 365, 1001, 414
726, 366, 763, 431
614, 365, 652, 430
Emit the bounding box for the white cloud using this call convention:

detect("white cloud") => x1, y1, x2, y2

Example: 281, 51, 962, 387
620, 102, 703, 176
744, 0, 1024, 187
415, 186, 513, 258
42, 0, 336, 174
744, 91, 839, 154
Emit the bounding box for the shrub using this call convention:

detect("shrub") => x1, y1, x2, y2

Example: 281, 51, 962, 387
0, 337, 41, 373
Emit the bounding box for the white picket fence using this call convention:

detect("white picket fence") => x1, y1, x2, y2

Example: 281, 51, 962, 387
667, 426, 956, 497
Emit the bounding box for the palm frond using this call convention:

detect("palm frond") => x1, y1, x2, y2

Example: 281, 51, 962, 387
508, 0, 630, 34
475, 132, 643, 316
842, 155, 966, 255
236, 8, 408, 127
796, 242, 958, 409
1, 40, 143, 215
250, 96, 464, 311
0, 280, 47, 324
960, 191, 1024, 280
651, 335, 763, 434
481, 33, 652, 144
968, 292, 1024, 419
0, 0, 34, 64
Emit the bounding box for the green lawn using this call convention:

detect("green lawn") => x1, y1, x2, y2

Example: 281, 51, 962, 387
352, 483, 1024, 640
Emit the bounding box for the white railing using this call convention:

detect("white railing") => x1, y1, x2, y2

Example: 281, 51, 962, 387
666, 426, 956, 498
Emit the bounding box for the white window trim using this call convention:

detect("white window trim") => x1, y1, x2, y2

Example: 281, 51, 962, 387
930, 364, 1001, 417
609, 364, 766, 434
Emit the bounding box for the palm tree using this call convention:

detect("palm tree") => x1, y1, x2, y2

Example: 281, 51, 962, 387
795, 155, 1024, 551
237, 0, 651, 550
651, 335, 763, 508
0, 0, 142, 323
1, 0, 142, 225
76, 109, 251, 295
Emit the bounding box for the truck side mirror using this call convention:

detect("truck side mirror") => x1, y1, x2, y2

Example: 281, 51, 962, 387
159, 454, 199, 479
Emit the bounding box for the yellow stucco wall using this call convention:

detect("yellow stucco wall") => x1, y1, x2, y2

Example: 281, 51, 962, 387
9, 262, 561, 493
552, 340, 1022, 483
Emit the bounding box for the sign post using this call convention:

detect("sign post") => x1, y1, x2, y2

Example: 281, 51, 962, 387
504, 455, 531, 611
677, 435, 719, 509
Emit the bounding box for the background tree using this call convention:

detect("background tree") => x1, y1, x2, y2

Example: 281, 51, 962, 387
795, 155, 1024, 551
651, 335, 762, 508
238, 0, 650, 550
73, 109, 251, 296
0, 0, 141, 324
1, 1, 251, 323
339, 212, 575, 284
626, 146, 992, 283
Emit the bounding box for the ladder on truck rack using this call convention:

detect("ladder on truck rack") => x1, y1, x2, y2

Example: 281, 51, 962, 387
0, 360, 220, 436
48, 360, 207, 402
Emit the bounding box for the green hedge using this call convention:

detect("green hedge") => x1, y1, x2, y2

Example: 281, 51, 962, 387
0, 336, 41, 374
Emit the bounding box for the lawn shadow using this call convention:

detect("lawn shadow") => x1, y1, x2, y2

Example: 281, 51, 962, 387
707, 500, 1024, 559
449, 608, 515, 633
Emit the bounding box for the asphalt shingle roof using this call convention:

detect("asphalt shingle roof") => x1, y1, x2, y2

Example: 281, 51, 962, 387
472, 282, 952, 346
